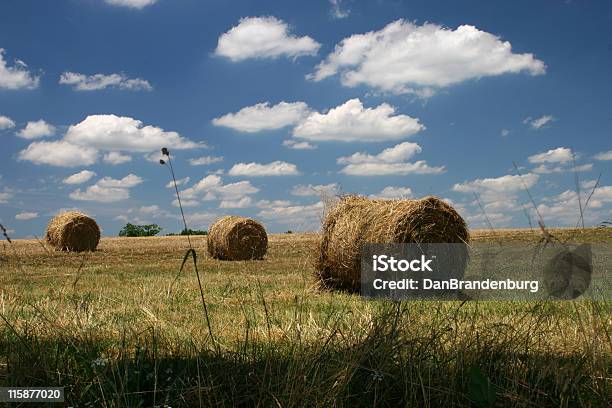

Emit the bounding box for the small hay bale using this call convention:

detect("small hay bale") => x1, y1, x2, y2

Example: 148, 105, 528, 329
207, 216, 268, 260
46, 211, 100, 252
316, 195, 470, 291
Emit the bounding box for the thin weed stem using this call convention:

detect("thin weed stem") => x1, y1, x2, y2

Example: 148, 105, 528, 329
513, 162, 546, 228
574, 173, 601, 230
165, 154, 192, 249
572, 153, 585, 229
161, 148, 218, 355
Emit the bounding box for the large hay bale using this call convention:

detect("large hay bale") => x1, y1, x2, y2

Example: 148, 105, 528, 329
316, 195, 470, 291
207, 216, 268, 260
46, 211, 100, 252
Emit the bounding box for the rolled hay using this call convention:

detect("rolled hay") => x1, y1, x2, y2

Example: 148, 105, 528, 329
207, 216, 268, 260
45, 211, 100, 252
316, 195, 470, 292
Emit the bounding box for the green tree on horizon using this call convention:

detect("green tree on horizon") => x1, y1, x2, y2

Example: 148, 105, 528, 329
118, 223, 162, 237
166, 228, 208, 236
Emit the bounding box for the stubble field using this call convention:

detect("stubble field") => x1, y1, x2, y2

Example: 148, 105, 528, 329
0, 228, 610, 407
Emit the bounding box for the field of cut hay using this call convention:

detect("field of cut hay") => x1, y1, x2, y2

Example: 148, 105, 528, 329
0, 229, 610, 407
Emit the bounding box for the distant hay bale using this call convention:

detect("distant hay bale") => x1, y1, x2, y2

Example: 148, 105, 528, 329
316, 195, 470, 291
45, 211, 100, 252
207, 216, 268, 260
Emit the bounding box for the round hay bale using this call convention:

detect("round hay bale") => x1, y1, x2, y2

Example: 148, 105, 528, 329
46, 211, 100, 252
207, 216, 268, 260
316, 195, 469, 291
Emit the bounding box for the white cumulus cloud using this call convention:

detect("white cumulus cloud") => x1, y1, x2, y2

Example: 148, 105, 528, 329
184, 212, 219, 229
16, 120, 55, 139
0, 191, 12, 204
215, 16, 321, 61
70, 185, 130, 202
0, 115, 15, 130
65, 114, 199, 152
532, 163, 592, 174
308, 20, 545, 95
181, 175, 259, 202
338, 142, 422, 164
143, 151, 166, 163
228, 161, 300, 177
69, 174, 143, 202
293, 99, 423, 142
166, 177, 190, 188
214, 180, 260, 199
219, 196, 253, 209
528, 147, 573, 164
370, 186, 413, 199
537, 186, 612, 226
337, 142, 443, 176
15, 212, 38, 220
189, 156, 223, 166
594, 150, 612, 161
97, 174, 143, 188
0, 48, 39, 90
63, 170, 96, 185
19, 115, 199, 167
524, 115, 555, 130
104, 0, 157, 9
291, 183, 338, 197
453, 173, 545, 219
18, 140, 98, 167
59, 72, 152, 91
581, 180, 597, 190
467, 212, 513, 228
172, 198, 199, 208
256, 199, 292, 208
453, 173, 539, 199
340, 161, 444, 176
103, 151, 132, 165
282, 139, 316, 150
213, 101, 310, 132
329, 0, 350, 19
257, 201, 324, 230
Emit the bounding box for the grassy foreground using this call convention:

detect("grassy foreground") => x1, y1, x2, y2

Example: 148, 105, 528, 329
0, 229, 610, 407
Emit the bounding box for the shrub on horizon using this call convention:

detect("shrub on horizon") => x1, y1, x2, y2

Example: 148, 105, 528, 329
118, 223, 162, 237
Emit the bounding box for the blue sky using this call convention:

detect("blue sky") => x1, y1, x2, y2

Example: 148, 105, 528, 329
1, 0, 611, 237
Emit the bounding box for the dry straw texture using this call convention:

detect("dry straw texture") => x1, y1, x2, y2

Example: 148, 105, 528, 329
45, 211, 100, 252
316, 195, 470, 291
207, 216, 268, 261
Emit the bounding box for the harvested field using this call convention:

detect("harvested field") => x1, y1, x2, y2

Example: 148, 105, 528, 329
0, 229, 610, 407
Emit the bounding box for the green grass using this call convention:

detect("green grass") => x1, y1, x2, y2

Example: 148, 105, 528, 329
0, 231, 610, 407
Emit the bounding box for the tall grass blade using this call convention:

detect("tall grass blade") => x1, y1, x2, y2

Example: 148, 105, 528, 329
179, 248, 217, 354
572, 152, 585, 229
